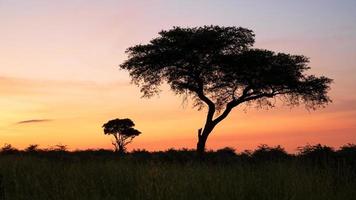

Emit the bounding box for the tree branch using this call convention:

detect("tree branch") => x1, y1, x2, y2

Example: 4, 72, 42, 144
212, 100, 237, 125
194, 80, 216, 124
212, 88, 288, 126
123, 136, 135, 146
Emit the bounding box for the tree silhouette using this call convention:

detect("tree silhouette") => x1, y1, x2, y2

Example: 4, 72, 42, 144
102, 118, 141, 154
25, 144, 40, 152
120, 25, 332, 155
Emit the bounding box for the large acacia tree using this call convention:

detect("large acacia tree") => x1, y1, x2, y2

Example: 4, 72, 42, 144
120, 26, 332, 154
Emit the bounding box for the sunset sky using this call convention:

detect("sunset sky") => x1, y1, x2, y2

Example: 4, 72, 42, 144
1, 0, 355, 152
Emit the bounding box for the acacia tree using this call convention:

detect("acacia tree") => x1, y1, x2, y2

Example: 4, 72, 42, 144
120, 26, 332, 155
102, 118, 141, 154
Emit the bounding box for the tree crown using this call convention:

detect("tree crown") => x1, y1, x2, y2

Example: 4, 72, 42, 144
120, 25, 332, 111
103, 118, 141, 137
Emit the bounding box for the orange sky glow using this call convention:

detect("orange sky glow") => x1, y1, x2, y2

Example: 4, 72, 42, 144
0, 1, 355, 152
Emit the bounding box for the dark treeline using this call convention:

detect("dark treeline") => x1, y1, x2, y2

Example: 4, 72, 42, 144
1, 143, 356, 166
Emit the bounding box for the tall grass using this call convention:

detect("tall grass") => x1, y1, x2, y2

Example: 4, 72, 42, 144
0, 153, 355, 200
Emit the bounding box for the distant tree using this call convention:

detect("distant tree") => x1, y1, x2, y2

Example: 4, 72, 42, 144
0, 143, 18, 154
338, 143, 356, 155
120, 25, 332, 155
52, 144, 68, 152
337, 143, 356, 166
102, 118, 141, 154
252, 144, 289, 161
297, 144, 336, 165
297, 144, 334, 155
25, 144, 40, 152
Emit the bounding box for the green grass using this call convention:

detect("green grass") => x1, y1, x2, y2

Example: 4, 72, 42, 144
0, 155, 355, 200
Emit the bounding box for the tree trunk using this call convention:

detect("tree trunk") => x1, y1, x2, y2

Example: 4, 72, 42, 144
194, 93, 236, 156
196, 123, 215, 156
196, 104, 235, 156
118, 144, 125, 155
197, 134, 208, 156
113, 134, 126, 155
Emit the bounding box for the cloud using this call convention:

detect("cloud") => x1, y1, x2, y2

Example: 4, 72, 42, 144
16, 119, 52, 125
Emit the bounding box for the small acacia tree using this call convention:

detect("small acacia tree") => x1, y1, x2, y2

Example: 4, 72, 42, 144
120, 25, 332, 155
102, 118, 141, 153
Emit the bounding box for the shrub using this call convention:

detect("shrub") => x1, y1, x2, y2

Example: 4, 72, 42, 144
297, 144, 336, 165
0, 144, 18, 154
252, 144, 289, 161
25, 144, 40, 153
337, 143, 356, 167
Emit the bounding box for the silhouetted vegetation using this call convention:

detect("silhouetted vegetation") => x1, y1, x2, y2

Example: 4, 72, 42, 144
251, 144, 290, 161
1, 143, 356, 163
24, 144, 40, 152
0, 144, 18, 154
0, 143, 355, 199
102, 118, 141, 154
120, 25, 332, 154
338, 143, 356, 167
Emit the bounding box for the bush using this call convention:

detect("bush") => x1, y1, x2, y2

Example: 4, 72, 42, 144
215, 147, 236, 156
24, 144, 40, 153
131, 149, 151, 160
298, 144, 335, 157
338, 143, 356, 156
0, 144, 18, 154
297, 144, 336, 165
337, 143, 356, 167
251, 144, 289, 161
50, 144, 68, 152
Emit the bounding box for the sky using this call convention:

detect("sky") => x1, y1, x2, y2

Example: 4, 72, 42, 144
0, 0, 355, 152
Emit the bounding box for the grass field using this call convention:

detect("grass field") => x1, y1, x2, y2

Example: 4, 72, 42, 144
0, 145, 355, 200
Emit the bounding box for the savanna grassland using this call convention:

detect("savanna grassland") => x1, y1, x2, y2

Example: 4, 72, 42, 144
0, 145, 355, 200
